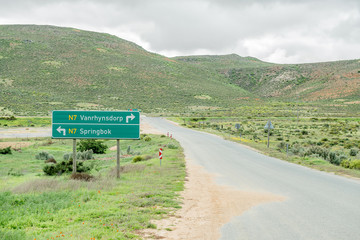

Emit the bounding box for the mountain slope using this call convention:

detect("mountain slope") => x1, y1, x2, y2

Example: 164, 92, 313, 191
0, 25, 250, 115
175, 55, 360, 101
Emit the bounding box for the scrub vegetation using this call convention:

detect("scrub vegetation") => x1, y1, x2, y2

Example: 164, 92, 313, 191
1, 25, 360, 117
0, 134, 184, 239
174, 116, 360, 178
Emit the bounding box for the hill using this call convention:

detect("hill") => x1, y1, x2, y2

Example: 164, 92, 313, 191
0, 25, 359, 117
174, 54, 360, 101
0, 25, 250, 116
175, 55, 360, 102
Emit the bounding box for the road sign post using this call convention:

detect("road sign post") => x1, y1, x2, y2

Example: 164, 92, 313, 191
264, 120, 274, 148
235, 123, 241, 141
72, 139, 76, 173
117, 139, 120, 179
52, 110, 140, 177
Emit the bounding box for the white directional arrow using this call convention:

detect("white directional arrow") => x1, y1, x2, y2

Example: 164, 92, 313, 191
126, 113, 135, 123
57, 126, 66, 136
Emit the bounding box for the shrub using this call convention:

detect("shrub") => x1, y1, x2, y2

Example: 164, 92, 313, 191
305, 146, 329, 160
290, 144, 305, 156
277, 142, 286, 151
77, 139, 108, 154
70, 172, 94, 181
167, 143, 178, 149
45, 158, 57, 164
77, 149, 94, 160
63, 151, 93, 161
328, 151, 338, 163
144, 136, 152, 142
7, 168, 23, 176
327, 151, 345, 165
349, 160, 360, 170
344, 143, 354, 149
132, 156, 144, 163
43, 164, 58, 176
349, 148, 359, 157
35, 151, 53, 160
0, 146, 12, 154
301, 130, 308, 135
341, 160, 351, 168
43, 159, 91, 176
63, 153, 71, 161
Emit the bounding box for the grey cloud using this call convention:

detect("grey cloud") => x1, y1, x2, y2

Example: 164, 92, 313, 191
0, 0, 359, 63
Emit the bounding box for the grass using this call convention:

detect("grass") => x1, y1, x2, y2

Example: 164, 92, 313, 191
0, 134, 185, 239
0, 117, 51, 128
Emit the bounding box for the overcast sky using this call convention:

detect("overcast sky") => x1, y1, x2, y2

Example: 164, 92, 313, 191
0, 0, 359, 63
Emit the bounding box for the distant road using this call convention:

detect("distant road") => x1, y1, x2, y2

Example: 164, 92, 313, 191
0, 127, 51, 138
144, 117, 360, 240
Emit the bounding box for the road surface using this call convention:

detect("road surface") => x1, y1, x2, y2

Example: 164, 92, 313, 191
0, 127, 51, 138
144, 117, 360, 240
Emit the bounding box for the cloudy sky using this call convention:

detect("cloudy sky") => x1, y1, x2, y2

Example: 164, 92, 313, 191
0, 0, 359, 63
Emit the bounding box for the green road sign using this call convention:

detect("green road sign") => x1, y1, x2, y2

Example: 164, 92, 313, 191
52, 110, 140, 139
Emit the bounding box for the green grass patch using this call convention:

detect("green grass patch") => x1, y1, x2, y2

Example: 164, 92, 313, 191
0, 135, 185, 239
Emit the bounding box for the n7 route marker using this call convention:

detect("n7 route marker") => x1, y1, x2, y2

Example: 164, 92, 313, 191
52, 110, 140, 178
52, 110, 140, 139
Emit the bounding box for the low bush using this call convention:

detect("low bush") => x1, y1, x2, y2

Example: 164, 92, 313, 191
144, 136, 152, 142
77, 139, 108, 154
0, 147, 12, 154
167, 143, 178, 149
77, 149, 94, 160
7, 168, 23, 176
70, 172, 94, 182
349, 160, 360, 170
43, 159, 91, 176
341, 159, 360, 169
277, 142, 286, 151
132, 156, 144, 163
327, 151, 346, 165
305, 146, 329, 160
341, 160, 351, 168
349, 148, 359, 157
290, 144, 305, 156
45, 158, 57, 164
35, 151, 53, 160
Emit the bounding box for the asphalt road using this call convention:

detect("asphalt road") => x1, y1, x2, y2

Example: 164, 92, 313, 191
144, 117, 360, 240
0, 127, 51, 138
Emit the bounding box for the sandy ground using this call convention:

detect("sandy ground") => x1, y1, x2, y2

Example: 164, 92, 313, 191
139, 119, 285, 239
140, 161, 285, 240
0, 141, 33, 149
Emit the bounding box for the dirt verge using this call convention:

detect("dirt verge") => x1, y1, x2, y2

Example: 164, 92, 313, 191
141, 160, 285, 239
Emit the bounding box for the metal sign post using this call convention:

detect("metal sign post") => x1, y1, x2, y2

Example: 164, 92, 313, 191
117, 139, 120, 179
72, 139, 76, 173
264, 120, 274, 148
235, 123, 241, 141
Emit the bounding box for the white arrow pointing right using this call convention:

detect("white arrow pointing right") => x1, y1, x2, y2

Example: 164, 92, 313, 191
126, 113, 135, 123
